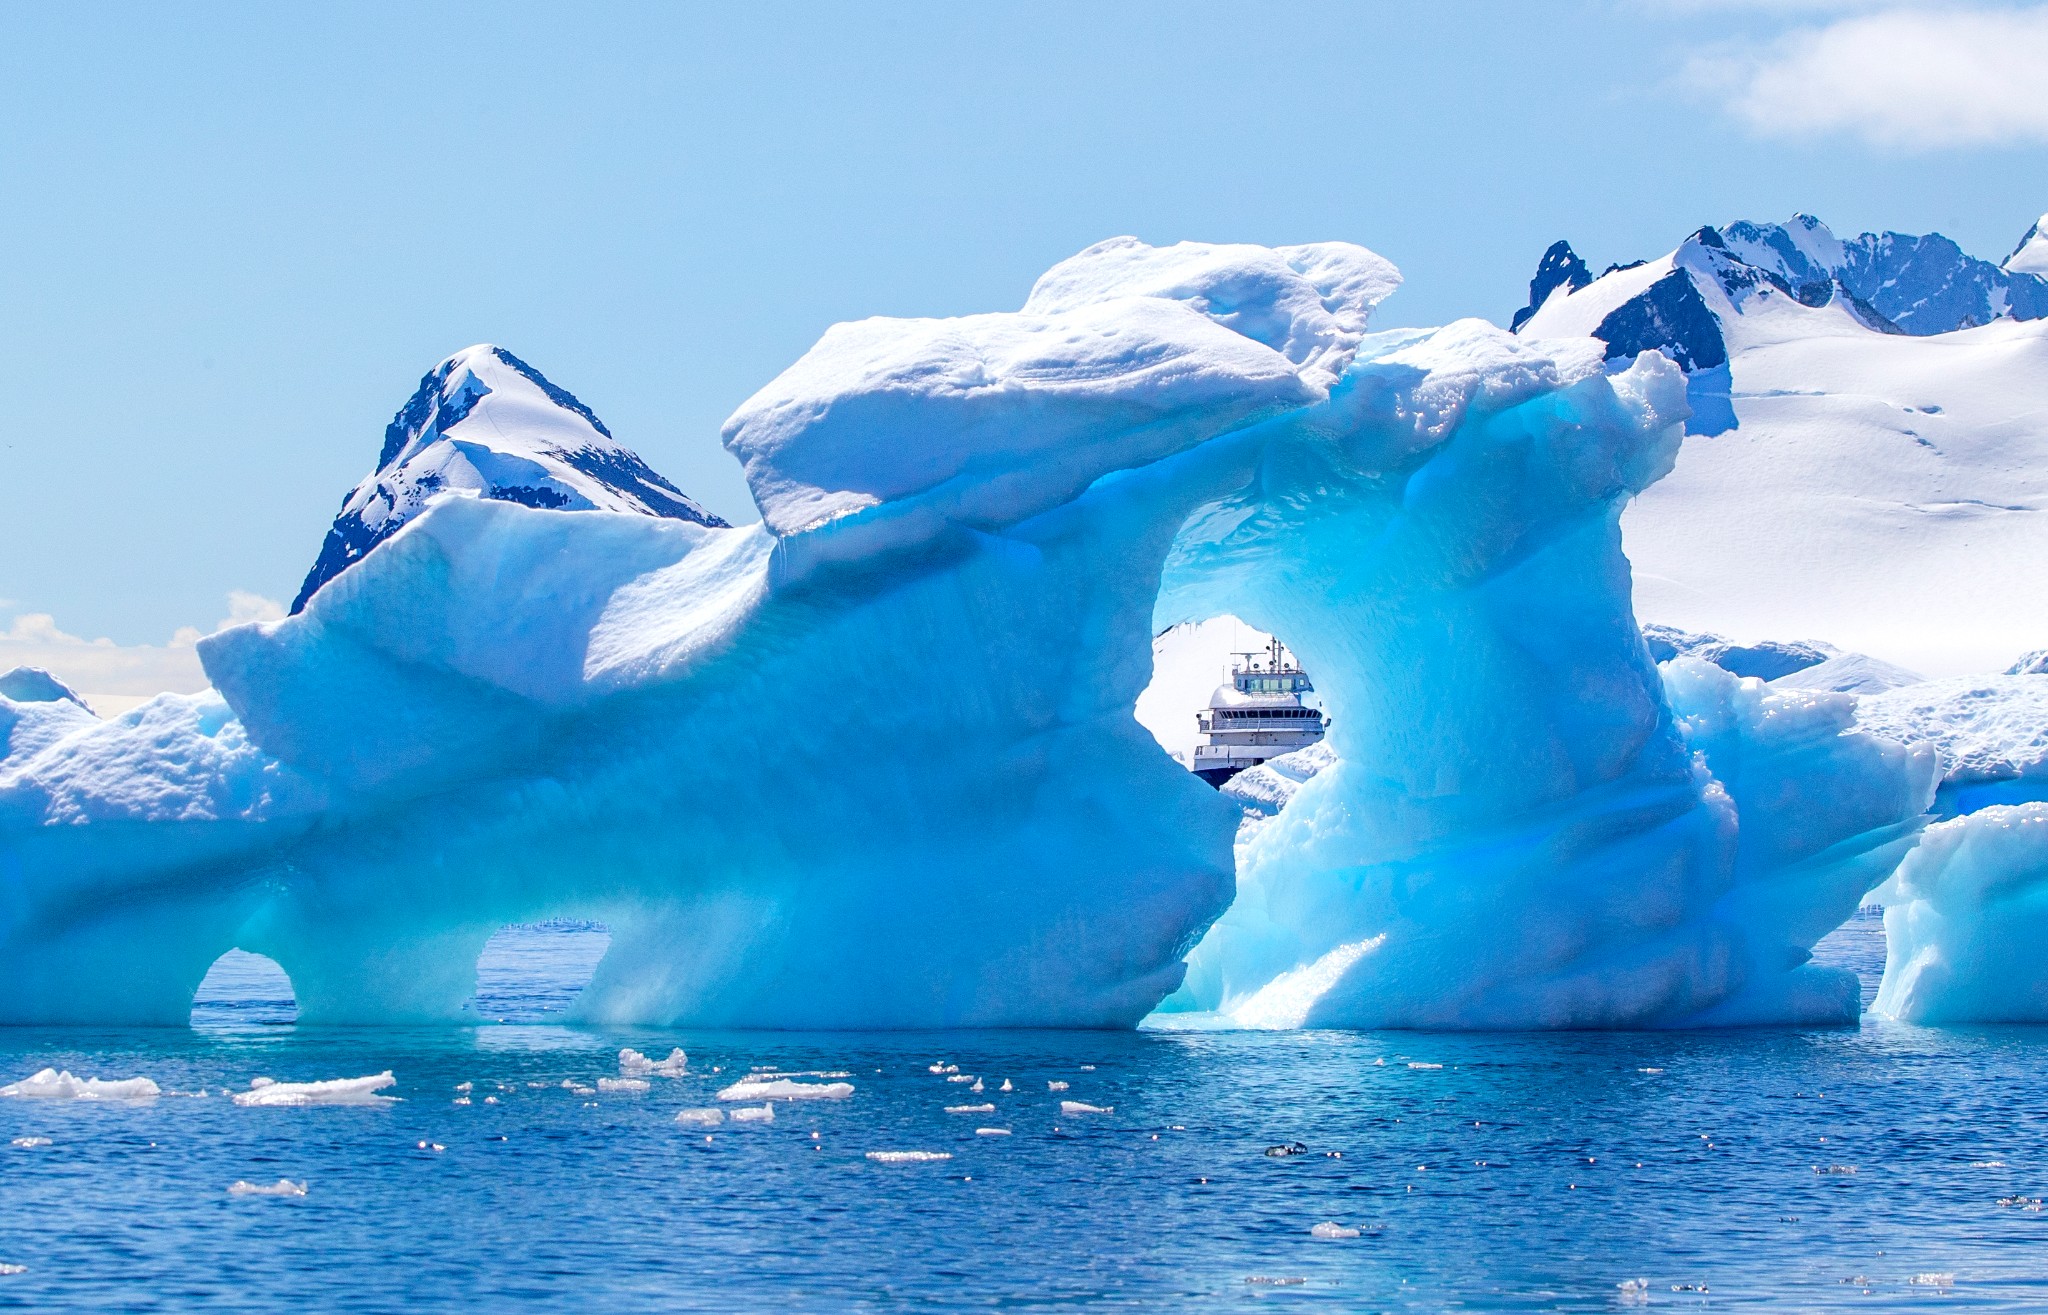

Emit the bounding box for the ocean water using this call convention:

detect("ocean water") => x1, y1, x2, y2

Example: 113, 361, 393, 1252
7, 911, 2048, 1311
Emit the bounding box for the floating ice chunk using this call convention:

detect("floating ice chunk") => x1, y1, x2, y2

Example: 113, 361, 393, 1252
865, 1150, 952, 1164
946, 1074, 975, 1084
228, 1179, 308, 1197
716, 1078, 854, 1102
946, 1103, 996, 1114
975, 1128, 1011, 1136
927, 1063, 957, 1074
728, 1104, 775, 1124
10, 1137, 51, 1148
1047, 1081, 1069, 1092
1875, 805, 2048, 1022
999, 1079, 1013, 1092
1245, 1276, 1307, 1287
1060, 1101, 1112, 1115
674, 1108, 725, 1127
231, 1072, 397, 1107
453, 1081, 472, 1092
1408, 1062, 1442, 1070
1908, 1274, 1955, 1287
0, 1069, 160, 1101
1310, 1222, 1361, 1239
0, 1264, 25, 1276
596, 1077, 650, 1094
619, 1047, 687, 1077
970, 1079, 984, 1093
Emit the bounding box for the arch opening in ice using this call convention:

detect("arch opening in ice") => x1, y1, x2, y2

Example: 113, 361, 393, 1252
190, 950, 298, 1029
467, 920, 613, 1024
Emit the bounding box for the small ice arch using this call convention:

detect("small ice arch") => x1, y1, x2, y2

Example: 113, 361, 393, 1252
190, 950, 299, 1028
466, 920, 612, 1024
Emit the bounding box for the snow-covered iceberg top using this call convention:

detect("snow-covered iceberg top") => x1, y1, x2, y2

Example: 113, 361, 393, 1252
723, 236, 1398, 545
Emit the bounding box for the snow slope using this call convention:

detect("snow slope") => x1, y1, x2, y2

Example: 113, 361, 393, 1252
1517, 213, 2048, 677
1624, 304, 2048, 676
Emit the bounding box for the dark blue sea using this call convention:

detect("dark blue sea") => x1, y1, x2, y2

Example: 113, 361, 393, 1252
5, 910, 2047, 1310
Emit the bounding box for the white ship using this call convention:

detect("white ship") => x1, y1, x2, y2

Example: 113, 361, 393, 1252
1189, 638, 1327, 787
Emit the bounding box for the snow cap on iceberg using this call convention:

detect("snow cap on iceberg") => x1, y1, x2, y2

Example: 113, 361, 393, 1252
293, 345, 727, 612
0, 667, 90, 710
1, 667, 99, 769
722, 236, 1399, 544
1022, 236, 1401, 386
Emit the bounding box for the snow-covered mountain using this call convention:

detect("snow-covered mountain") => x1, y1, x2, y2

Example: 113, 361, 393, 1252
1516, 214, 2048, 361
293, 345, 727, 612
2004, 212, 2048, 278
1512, 214, 2048, 678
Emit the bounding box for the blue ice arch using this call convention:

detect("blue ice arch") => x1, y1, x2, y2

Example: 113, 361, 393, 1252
0, 237, 1932, 1028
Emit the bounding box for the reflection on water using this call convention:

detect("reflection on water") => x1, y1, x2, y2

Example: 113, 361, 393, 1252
10, 913, 2044, 1313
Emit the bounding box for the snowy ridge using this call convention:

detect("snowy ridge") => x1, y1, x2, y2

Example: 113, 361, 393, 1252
293, 345, 726, 612
1517, 213, 2048, 357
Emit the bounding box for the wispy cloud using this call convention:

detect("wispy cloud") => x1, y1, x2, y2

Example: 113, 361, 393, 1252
0, 591, 284, 713
1689, 4, 2048, 148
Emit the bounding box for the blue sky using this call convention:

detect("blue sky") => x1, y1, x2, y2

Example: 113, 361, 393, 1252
3, 1, 2045, 687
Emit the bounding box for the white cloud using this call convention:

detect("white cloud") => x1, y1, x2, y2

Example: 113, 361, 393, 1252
1690, 5, 2048, 148
0, 591, 285, 713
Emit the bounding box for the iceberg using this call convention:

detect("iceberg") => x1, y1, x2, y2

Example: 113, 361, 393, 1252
0, 234, 1936, 1031
1874, 804, 2048, 1023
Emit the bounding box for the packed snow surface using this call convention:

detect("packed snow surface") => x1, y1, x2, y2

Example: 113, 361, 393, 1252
0, 234, 1940, 1031
1519, 215, 2048, 677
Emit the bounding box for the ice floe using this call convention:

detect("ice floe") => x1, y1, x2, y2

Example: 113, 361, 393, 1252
716, 1078, 853, 1102
728, 1104, 775, 1123
866, 1150, 952, 1164
596, 1077, 649, 1093
232, 1072, 397, 1107
1310, 1222, 1361, 1239
673, 1108, 725, 1127
1060, 1101, 1112, 1115
619, 1047, 687, 1077
946, 1103, 996, 1114
0, 1069, 159, 1101
228, 1179, 307, 1197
